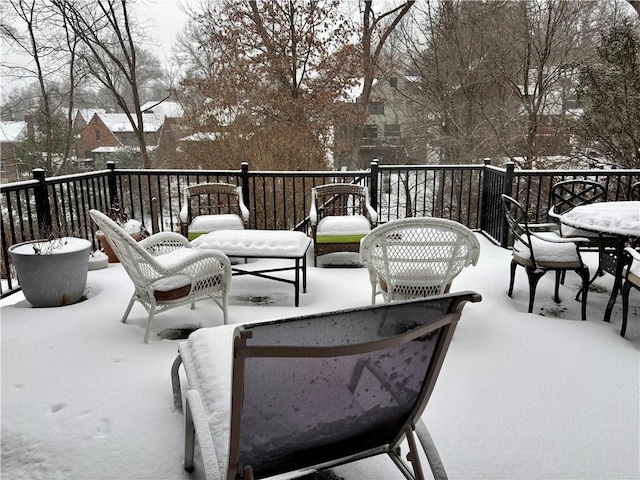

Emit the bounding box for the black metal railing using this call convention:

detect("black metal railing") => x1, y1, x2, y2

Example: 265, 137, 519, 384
2, 160, 638, 298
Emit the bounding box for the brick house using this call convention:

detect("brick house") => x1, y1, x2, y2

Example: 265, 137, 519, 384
75, 112, 165, 161
0, 120, 29, 181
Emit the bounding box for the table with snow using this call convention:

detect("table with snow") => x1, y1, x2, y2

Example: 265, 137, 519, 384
191, 230, 312, 307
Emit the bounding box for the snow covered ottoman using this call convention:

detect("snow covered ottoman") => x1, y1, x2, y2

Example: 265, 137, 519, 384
191, 230, 312, 306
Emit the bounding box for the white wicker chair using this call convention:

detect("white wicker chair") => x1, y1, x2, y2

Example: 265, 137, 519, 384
360, 217, 480, 304
89, 209, 232, 344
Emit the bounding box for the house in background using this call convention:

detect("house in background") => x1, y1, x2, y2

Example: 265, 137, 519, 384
75, 112, 165, 165
0, 120, 30, 181
75, 100, 185, 167
334, 74, 427, 169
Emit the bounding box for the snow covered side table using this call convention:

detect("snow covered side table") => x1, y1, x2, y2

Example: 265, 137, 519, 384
560, 201, 640, 322
191, 230, 312, 307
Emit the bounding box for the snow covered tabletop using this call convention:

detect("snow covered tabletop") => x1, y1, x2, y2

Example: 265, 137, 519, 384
560, 201, 640, 237
191, 229, 312, 258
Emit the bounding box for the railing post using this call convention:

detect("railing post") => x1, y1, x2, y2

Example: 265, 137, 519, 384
32, 168, 52, 237
501, 162, 515, 248
480, 158, 491, 233
369, 159, 379, 213
241, 162, 250, 213
106, 161, 117, 207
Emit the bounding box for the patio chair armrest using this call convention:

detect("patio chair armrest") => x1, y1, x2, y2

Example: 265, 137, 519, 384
309, 195, 318, 226
528, 222, 560, 233
179, 203, 189, 223
185, 390, 221, 479
624, 246, 640, 263
365, 203, 378, 226
547, 206, 562, 221
531, 230, 590, 245
235, 186, 250, 224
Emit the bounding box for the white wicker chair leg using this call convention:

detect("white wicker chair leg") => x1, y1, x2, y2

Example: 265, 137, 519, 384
143, 310, 157, 344
121, 295, 136, 323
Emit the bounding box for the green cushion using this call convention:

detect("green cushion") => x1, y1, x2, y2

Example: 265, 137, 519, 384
316, 234, 366, 244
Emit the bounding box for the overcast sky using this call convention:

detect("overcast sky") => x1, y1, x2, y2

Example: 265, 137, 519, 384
0, 0, 190, 101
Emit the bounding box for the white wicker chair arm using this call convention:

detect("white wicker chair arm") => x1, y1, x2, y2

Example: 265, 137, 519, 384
139, 232, 192, 256
149, 248, 231, 277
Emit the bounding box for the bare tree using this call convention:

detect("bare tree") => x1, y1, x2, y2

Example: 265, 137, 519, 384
52, 0, 155, 168
346, 0, 415, 169
2, 0, 66, 173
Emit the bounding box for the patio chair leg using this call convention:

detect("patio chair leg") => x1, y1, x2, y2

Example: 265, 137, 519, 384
525, 268, 545, 314
577, 267, 590, 321
143, 310, 157, 344
404, 424, 425, 480
121, 295, 136, 323
415, 419, 448, 480
508, 261, 517, 297
184, 395, 196, 472
554, 271, 562, 304
171, 354, 184, 411
621, 281, 632, 337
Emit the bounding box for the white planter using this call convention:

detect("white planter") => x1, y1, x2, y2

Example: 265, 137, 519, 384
9, 237, 92, 307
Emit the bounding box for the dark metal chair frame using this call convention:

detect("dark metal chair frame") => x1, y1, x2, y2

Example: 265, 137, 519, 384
309, 183, 377, 266
502, 195, 590, 320
171, 292, 481, 480
180, 182, 249, 238
548, 179, 614, 278
621, 247, 640, 338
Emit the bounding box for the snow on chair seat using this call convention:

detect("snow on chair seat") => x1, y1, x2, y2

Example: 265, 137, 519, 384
179, 183, 250, 241
89, 209, 232, 344
360, 217, 480, 304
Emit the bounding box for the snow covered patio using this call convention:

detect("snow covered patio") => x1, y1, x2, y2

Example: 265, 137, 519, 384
1, 234, 639, 479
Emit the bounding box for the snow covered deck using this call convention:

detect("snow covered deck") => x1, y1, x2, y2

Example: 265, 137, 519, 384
1, 235, 639, 479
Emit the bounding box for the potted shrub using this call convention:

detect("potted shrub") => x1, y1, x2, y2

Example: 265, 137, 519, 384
95, 203, 148, 263
8, 236, 92, 307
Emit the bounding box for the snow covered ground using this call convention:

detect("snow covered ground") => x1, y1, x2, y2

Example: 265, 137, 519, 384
1, 234, 639, 479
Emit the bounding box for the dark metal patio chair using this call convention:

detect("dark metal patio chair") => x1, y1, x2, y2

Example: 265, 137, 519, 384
502, 195, 590, 320
171, 291, 481, 480
547, 179, 615, 279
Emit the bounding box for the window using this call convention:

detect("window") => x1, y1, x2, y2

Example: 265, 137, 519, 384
369, 102, 384, 115
338, 125, 348, 140
385, 124, 401, 138
362, 124, 378, 138
95, 130, 101, 142
390, 77, 398, 88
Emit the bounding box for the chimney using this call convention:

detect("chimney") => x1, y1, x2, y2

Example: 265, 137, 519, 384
24, 113, 35, 139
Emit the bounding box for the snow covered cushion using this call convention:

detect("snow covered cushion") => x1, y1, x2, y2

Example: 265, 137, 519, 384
316, 215, 371, 244
514, 235, 581, 264
188, 215, 244, 240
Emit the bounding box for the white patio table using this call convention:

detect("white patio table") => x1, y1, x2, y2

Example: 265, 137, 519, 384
191, 229, 312, 307
559, 201, 640, 322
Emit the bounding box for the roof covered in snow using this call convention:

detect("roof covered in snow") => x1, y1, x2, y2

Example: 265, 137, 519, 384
0, 121, 27, 143
95, 113, 165, 133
